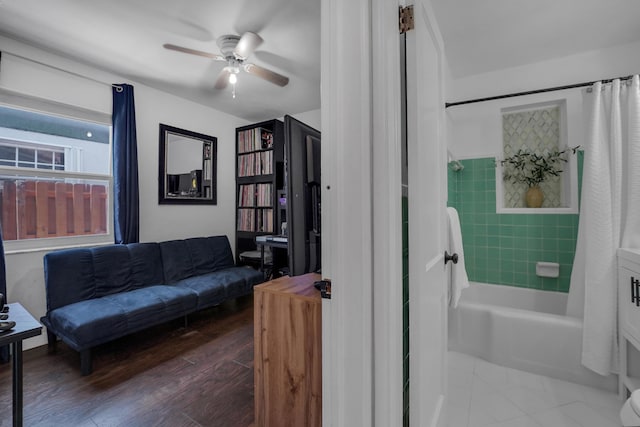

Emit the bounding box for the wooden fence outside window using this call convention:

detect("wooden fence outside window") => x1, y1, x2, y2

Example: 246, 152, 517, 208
0, 180, 108, 240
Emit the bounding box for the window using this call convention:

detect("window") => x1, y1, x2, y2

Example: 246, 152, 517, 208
0, 100, 112, 250
0, 144, 65, 170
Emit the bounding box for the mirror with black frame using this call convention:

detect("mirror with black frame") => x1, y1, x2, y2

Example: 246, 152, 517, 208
158, 123, 217, 205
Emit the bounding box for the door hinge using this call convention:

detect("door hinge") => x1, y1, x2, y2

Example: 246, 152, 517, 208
399, 5, 414, 34
315, 279, 332, 299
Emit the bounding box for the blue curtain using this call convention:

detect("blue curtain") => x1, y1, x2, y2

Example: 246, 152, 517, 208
112, 84, 140, 244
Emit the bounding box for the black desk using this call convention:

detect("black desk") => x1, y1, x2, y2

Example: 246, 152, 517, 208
0, 303, 42, 427
255, 235, 288, 273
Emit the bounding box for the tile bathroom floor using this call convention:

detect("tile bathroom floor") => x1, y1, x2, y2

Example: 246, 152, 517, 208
447, 351, 624, 427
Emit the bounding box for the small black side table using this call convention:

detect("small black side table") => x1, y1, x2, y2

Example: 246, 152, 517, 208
0, 303, 42, 427
255, 235, 288, 274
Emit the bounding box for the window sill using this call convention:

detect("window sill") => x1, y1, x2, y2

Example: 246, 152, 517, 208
496, 207, 578, 215
5, 235, 113, 255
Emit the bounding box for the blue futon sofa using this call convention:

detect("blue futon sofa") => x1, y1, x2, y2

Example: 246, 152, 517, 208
41, 235, 263, 375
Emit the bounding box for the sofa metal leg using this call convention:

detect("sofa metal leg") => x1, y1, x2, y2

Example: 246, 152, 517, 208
46, 329, 57, 352
80, 349, 92, 376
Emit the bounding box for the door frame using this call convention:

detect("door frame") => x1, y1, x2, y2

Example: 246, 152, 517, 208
371, 0, 405, 425
320, 0, 374, 424
321, 0, 405, 425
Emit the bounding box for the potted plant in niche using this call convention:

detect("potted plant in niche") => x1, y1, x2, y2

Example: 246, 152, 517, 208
500, 146, 580, 208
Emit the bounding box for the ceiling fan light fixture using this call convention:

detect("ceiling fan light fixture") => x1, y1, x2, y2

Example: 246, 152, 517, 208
163, 31, 289, 95
227, 66, 239, 99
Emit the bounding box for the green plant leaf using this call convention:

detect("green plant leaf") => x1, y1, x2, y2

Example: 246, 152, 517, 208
500, 145, 579, 186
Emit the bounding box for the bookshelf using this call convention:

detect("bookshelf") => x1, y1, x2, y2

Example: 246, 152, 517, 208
202, 141, 213, 199
235, 119, 285, 265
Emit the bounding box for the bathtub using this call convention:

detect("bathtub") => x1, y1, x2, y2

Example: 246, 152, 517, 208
448, 282, 617, 392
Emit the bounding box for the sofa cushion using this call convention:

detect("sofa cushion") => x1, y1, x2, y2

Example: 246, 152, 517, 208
223, 266, 265, 297
174, 266, 263, 309
186, 236, 234, 275
91, 245, 134, 297
186, 237, 216, 276
47, 285, 198, 351
160, 240, 195, 284
127, 242, 164, 287
173, 273, 232, 309
206, 236, 236, 271
44, 248, 96, 312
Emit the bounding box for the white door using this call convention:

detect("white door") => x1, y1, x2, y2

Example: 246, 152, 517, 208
406, 1, 448, 426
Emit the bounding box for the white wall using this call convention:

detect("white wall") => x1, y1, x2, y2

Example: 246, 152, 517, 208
0, 35, 248, 349
446, 39, 640, 160
134, 85, 246, 243
447, 90, 584, 161
447, 39, 640, 104
281, 108, 321, 131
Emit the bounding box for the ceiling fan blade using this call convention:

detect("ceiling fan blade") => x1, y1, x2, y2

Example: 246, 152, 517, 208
163, 43, 225, 61
214, 68, 231, 90
243, 63, 289, 87
234, 32, 263, 59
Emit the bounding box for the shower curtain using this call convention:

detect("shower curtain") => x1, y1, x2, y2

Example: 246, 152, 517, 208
567, 75, 640, 376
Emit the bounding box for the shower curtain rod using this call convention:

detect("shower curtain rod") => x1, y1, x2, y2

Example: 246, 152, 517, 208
444, 74, 635, 108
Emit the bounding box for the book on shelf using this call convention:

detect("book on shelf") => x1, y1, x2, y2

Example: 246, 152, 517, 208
237, 208, 255, 232
238, 184, 256, 207
256, 183, 273, 207
237, 151, 273, 176
256, 208, 273, 233
264, 209, 273, 232
203, 159, 211, 180
238, 127, 274, 153
236, 207, 273, 233
260, 151, 273, 174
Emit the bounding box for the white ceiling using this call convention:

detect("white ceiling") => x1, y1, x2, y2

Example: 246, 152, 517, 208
0, 0, 321, 122
431, 0, 640, 79
0, 1, 639, 121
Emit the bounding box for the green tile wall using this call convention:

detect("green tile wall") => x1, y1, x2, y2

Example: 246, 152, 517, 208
447, 156, 582, 293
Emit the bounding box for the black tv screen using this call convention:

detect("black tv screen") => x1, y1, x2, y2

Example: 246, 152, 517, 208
285, 115, 321, 276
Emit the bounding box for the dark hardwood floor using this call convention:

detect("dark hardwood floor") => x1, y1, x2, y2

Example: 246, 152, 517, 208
0, 295, 256, 427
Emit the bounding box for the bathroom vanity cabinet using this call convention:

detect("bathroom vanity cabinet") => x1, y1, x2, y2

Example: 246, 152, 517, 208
618, 248, 640, 397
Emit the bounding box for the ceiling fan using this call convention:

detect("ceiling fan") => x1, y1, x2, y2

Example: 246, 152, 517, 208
163, 32, 289, 95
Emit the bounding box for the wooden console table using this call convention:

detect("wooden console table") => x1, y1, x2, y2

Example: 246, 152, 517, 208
254, 273, 322, 427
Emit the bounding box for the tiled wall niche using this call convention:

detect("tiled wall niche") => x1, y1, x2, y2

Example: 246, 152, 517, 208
496, 100, 579, 214
502, 103, 563, 208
